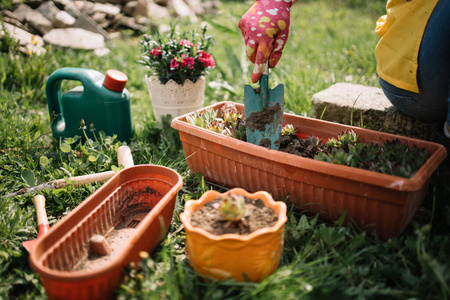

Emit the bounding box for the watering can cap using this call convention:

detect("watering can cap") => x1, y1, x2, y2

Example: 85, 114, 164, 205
103, 70, 128, 92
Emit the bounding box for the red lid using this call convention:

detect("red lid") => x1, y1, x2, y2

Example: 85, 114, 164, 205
103, 70, 128, 92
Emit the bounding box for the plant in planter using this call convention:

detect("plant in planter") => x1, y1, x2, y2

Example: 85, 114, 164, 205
186, 105, 430, 179
180, 188, 287, 282
172, 101, 447, 240
139, 24, 215, 121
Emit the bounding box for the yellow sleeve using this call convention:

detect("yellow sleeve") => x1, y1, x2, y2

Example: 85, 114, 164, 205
375, 15, 387, 38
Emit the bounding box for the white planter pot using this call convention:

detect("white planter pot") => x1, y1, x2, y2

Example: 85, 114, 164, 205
145, 75, 205, 121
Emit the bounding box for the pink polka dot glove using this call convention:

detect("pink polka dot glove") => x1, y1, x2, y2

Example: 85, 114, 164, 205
238, 0, 293, 83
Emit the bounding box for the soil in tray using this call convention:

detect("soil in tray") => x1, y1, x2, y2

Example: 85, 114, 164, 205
74, 211, 149, 272
191, 198, 278, 235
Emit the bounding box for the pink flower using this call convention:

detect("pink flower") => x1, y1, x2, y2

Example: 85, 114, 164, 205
170, 58, 179, 69
149, 47, 161, 56
198, 51, 215, 69
180, 39, 193, 47
181, 56, 195, 69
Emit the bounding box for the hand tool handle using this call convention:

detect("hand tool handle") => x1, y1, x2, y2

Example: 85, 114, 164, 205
32, 195, 49, 238
117, 145, 134, 168
259, 62, 270, 107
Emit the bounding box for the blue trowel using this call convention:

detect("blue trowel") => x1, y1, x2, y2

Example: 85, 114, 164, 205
244, 62, 284, 150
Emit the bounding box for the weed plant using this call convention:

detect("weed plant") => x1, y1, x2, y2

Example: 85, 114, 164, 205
1, 1, 449, 299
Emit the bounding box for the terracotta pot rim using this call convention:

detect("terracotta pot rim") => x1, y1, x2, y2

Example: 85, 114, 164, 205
180, 188, 288, 241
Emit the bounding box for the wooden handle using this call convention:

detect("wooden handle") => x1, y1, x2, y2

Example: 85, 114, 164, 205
117, 146, 134, 168
32, 195, 48, 226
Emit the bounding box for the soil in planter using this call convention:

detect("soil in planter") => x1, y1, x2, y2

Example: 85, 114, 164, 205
190, 197, 278, 235
73, 210, 149, 272
277, 133, 429, 178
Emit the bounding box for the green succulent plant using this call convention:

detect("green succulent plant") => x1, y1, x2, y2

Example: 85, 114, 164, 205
281, 124, 297, 136
221, 104, 243, 127
186, 108, 219, 129
206, 120, 225, 133
337, 129, 358, 147
223, 118, 246, 141
217, 193, 251, 226
315, 148, 354, 166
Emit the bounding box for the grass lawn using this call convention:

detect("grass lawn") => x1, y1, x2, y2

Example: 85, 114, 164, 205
1, 0, 449, 299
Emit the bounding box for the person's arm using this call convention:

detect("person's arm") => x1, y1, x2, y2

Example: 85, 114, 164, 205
238, 0, 294, 83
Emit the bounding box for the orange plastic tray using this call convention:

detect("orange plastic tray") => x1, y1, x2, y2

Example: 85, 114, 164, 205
171, 101, 447, 240
29, 165, 183, 300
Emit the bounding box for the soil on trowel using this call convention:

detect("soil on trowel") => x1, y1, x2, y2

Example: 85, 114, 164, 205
246, 102, 282, 128
190, 197, 278, 236
73, 211, 149, 272
246, 103, 283, 149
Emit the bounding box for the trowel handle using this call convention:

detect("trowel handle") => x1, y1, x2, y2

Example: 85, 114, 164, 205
262, 61, 269, 75
259, 62, 270, 107
32, 195, 49, 238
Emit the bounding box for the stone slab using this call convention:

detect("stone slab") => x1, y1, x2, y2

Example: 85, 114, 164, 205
311, 82, 436, 141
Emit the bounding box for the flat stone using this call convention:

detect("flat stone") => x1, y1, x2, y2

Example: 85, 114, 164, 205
43, 28, 105, 49
171, 0, 197, 22
147, 2, 171, 19
1, 23, 46, 55
13, 4, 34, 22
53, 10, 76, 28
25, 9, 53, 34
36, 1, 60, 22
72, 13, 110, 40
92, 2, 121, 16
311, 82, 436, 141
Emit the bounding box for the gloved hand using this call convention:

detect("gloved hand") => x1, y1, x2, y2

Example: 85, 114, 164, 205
238, 0, 293, 83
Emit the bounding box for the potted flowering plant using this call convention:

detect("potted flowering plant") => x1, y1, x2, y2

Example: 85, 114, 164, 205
139, 25, 215, 121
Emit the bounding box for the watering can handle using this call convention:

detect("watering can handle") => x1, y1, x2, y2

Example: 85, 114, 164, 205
45, 68, 104, 138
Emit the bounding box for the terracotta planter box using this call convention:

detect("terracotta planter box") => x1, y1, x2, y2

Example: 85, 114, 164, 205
171, 101, 447, 240
30, 165, 183, 300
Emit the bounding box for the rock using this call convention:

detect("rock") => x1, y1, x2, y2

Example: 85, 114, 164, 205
62, 2, 81, 18
147, 1, 171, 20
3, 0, 218, 50
24, 9, 54, 35
72, 13, 110, 40
1, 22, 46, 55
92, 2, 121, 16
311, 82, 436, 141
13, 4, 34, 22
53, 10, 76, 28
1, 9, 32, 32
117, 16, 146, 31
36, 1, 60, 23
170, 0, 197, 22
52, 0, 81, 18
185, 0, 204, 15
77, 1, 95, 15
43, 28, 105, 49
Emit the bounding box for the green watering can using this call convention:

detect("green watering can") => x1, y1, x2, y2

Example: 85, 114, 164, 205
46, 68, 133, 142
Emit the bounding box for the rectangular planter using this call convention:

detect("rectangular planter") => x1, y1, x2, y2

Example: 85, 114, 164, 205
171, 101, 447, 240
30, 165, 183, 300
